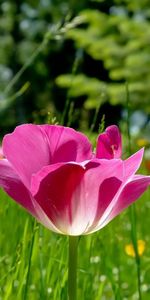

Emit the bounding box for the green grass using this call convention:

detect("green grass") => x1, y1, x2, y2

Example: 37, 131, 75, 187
0, 185, 150, 299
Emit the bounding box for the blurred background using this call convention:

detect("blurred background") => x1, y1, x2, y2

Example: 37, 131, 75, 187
0, 0, 150, 138
1, 2, 150, 299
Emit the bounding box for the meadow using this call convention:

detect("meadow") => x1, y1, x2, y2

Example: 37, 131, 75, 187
0, 140, 150, 300
1, 1, 150, 299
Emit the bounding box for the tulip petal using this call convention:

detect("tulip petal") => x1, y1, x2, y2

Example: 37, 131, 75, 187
31, 162, 85, 234
0, 159, 36, 215
99, 175, 150, 229
31, 159, 123, 235
96, 125, 122, 159
0, 159, 62, 234
90, 150, 145, 232
41, 125, 92, 163
30, 200, 64, 234
3, 125, 50, 188
3, 124, 92, 188
124, 148, 144, 179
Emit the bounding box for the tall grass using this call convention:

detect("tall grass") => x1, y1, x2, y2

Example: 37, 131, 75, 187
0, 185, 150, 299
126, 82, 142, 299
1, 20, 150, 300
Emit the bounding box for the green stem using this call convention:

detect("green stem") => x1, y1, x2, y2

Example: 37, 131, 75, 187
61, 49, 82, 125
23, 219, 36, 300
4, 43, 44, 96
68, 236, 78, 300
130, 205, 142, 300
126, 82, 142, 300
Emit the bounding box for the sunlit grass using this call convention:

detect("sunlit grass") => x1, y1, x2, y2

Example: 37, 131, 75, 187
0, 184, 150, 299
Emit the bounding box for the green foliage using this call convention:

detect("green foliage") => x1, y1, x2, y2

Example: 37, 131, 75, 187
0, 182, 150, 299
115, 0, 150, 12
1, 0, 150, 131
56, 8, 150, 112
56, 74, 107, 109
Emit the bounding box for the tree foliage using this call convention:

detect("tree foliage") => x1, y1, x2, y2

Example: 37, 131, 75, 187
0, 0, 150, 133
57, 8, 150, 113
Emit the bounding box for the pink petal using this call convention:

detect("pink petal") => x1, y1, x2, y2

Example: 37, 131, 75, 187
96, 125, 122, 159
0, 159, 36, 215
3, 125, 50, 188
0, 158, 62, 234
31, 159, 123, 235
86, 149, 145, 232
3, 124, 92, 188
123, 148, 144, 179
31, 162, 85, 234
41, 125, 92, 163
30, 200, 63, 234
100, 175, 150, 229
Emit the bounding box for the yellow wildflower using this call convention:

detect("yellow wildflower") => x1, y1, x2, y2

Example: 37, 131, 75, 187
136, 138, 149, 147
125, 240, 145, 257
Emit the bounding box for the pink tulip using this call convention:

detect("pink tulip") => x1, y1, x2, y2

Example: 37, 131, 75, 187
96, 125, 122, 159
0, 124, 150, 235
